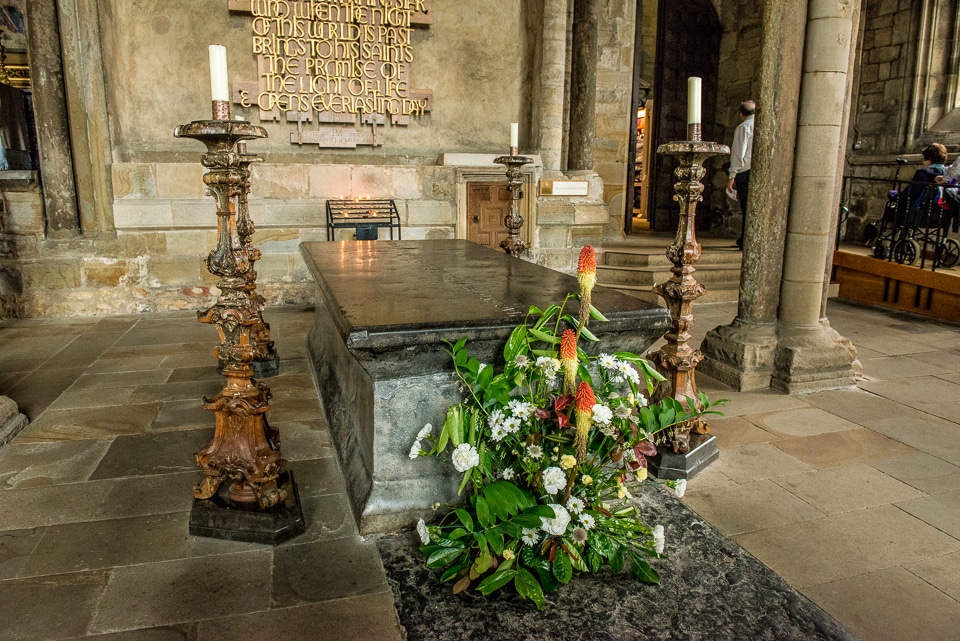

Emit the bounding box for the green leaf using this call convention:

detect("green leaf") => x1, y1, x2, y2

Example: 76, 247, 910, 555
448, 527, 469, 540
521, 546, 559, 593
486, 528, 505, 556
427, 547, 464, 569
470, 540, 493, 579
514, 568, 546, 610
658, 407, 677, 429
528, 328, 560, 345
476, 566, 516, 595
511, 514, 544, 529
504, 325, 527, 362
552, 549, 573, 584
630, 552, 660, 584
608, 545, 625, 573
475, 496, 494, 529
455, 508, 474, 532
589, 304, 609, 322
440, 564, 466, 583
482, 481, 532, 519
586, 548, 603, 573
477, 363, 494, 388
524, 504, 558, 519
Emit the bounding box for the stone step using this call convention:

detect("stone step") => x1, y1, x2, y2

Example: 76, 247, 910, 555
601, 246, 743, 268
607, 283, 742, 306
596, 263, 743, 288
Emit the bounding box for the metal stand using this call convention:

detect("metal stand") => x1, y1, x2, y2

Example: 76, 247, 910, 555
175, 100, 303, 544
648, 125, 728, 465
494, 150, 533, 257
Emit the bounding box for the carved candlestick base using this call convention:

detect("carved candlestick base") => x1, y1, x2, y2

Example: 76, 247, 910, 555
494, 153, 533, 257
649, 138, 729, 457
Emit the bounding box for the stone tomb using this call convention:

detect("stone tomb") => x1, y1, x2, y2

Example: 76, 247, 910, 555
300, 240, 670, 534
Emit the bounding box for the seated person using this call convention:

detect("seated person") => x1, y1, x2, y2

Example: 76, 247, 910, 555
903, 143, 948, 228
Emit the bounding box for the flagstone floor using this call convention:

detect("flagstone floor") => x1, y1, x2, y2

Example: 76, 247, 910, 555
0, 298, 959, 640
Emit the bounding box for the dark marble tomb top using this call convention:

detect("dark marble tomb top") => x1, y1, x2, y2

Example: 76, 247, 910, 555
300, 240, 670, 353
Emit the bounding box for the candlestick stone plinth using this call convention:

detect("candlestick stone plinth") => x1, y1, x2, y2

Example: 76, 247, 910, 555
646, 136, 729, 479
493, 153, 533, 257
175, 118, 304, 544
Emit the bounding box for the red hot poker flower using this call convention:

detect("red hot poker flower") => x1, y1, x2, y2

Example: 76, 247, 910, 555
560, 329, 578, 396
573, 381, 595, 461
576, 246, 597, 333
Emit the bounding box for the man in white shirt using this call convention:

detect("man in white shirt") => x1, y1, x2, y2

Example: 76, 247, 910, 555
727, 100, 756, 249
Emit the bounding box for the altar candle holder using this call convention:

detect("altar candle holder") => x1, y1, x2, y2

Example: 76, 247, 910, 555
493, 151, 533, 257
648, 127, 729, 455
174, 109, 304, 543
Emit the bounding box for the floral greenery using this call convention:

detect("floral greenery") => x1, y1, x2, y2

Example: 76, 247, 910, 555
410, 246, 723, 609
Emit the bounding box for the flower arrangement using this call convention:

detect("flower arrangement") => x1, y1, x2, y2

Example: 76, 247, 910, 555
410, 246, 722, 609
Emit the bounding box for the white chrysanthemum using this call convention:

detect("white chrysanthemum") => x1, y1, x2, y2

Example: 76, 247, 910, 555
487, 409, 504, 428
672, 479, 687, 498
592, 403, 613, 425
542, 466, 566, 495
501, 467, 515, 481
514, 354, 530, 369
598, 353, 618, 370
490, 423, 507, 442
526, 444, 543, 459
571, 527, 588, 544
502, 416, 522, 433
579, 513, 596, 530
509, 400, 536, 420
451, 443, 480, 472
559, 454, 577, 470
652, 524, 665, 554
409, 442, 421, 459
616, 361, 635, 382
566, 496, 585, 514
416, 518, 430, 544
521, 527, 541, 546
417, 423, 433, 440
540, 503, 571, 536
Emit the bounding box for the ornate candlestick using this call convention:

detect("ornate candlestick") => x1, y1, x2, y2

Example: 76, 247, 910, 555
175, 107, 304, 544
647, 126, 728, 478
494, 151, 533, 257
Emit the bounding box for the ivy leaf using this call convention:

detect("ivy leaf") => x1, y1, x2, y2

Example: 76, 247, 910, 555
514, 568, 546, 610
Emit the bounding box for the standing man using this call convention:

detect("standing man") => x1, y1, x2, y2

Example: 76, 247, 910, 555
727, 100, 756, 249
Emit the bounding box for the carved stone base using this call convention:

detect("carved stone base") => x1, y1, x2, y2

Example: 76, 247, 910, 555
218, 346, 280, 379
0, 396, 28, 448
698, 320, 778, 392
189, 470, 306, 545
771, 324, 857, 394
648, 433, 719, 481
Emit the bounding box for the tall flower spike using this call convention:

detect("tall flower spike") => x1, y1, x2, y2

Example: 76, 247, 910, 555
576, 245, 597, 333
574, 381, 596, 461
560, 329, 578, 396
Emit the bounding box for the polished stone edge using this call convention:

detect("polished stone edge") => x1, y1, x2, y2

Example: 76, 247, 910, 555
648, 433, 719, 480
189, 470, 306, 545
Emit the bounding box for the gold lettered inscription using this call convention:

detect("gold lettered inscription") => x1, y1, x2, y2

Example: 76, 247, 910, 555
232, 0, 433, 146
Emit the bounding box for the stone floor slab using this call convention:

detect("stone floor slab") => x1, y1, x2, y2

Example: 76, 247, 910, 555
49, 386, 136, 410
129, 380, 223, 404
70, 370, 173, 391
858, 354, 953, 380
0, 570, 109, 640
773, 464, 925, 514
272, 536, 390, 607
95, 471, 198, 520
0, 439, 112, 489
90, 429, 211, 479
0, 527, 46, 580
5, 366, 90, 418
895, 490, 960, 539
802, 566, 960, 641
682, 479, 825, 535
16, 404, 161, 442
151, 399, 210, 432
713, 390, 809, 417
710, 442, 816, 484
288, 456, 345, 498
704, 415, 780, 448
733, 505, 960, 588
748, 406, 862, 438
905, 550, 960, 603
773, 428, 916, 469
860, 376, 960, 413
0, 480, 113, 529
195, 592, 404, 641
90, 550, 272, 634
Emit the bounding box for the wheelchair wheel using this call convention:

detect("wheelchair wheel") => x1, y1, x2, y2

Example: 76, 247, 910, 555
892, 238, 919, 265
935, 238, 960, 268
872, 243, 888, 259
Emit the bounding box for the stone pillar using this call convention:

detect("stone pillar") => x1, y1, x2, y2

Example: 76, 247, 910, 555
568, 0, 597, 171
698, 0, 808, 391
537, 0, 569, 173
25, 0, 80, 238
772, 0, 858, 393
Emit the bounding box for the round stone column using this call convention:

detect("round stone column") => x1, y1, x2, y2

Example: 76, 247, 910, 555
25, 0, 80, 238
568, 0, 598, 171
772, 0, 858, 393
537, 0, 568, 172
699, 0, 807, 391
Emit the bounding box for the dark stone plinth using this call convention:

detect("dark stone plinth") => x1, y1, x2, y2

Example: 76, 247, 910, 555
300, 240, 671, 534
218, 346, 280, 379
378, 483, 860, 641
648, 432, 720, 480
189, 470, 305, 545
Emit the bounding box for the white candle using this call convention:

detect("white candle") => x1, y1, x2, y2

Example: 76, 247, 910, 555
687, 77, 702, 125
209, 45, 229, 102
511, 122, 519, 148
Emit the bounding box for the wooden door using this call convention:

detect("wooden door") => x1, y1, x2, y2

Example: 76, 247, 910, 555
466, 182, 511, 250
